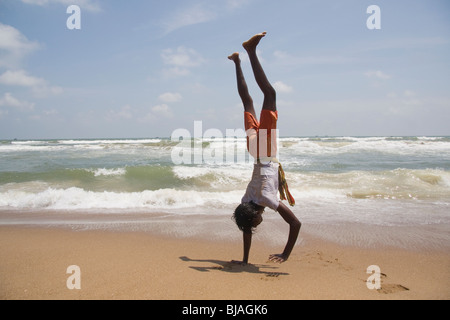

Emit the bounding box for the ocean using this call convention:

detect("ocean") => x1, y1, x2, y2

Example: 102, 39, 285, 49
1, 136, 449, 247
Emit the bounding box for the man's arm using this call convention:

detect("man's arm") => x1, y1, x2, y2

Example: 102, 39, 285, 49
269, 202, 301, 263
232, 230, 252, 265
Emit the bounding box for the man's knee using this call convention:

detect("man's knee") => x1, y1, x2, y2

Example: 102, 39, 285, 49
264, 86, 276, 100
262, 87, 276, 111
243, 96, 254, 107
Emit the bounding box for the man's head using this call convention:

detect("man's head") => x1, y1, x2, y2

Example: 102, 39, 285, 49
232, 202, 264, 233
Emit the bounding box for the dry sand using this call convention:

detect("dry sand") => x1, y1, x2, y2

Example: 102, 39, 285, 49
1, 224, 448, 300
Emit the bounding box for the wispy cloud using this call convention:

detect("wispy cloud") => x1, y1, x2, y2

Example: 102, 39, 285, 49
273, 81, 293, 93
0, 70, 63, 97
161, 46, 206, 78
161, 46, 205, 68
161, 3, 216, 35
0, 70, 45, 87
139, 104, 174, 123
386, 90, 422, 115
364, 70, 391, 80
159, 92, 183, 103
0, 92, 35, 111
106, 105, 134, 122
151, 104, 173, 118
160, 0, 254, 35
0, 23, 40, 68
20, 0, 101, 12
226, 0, 254, 10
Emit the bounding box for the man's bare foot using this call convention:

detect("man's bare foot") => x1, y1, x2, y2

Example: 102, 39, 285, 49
231, 260, 248, 266
242, 32, 267, 52
228, 52, 240, 63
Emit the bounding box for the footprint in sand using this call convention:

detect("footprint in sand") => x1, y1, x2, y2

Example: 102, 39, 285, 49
304, 251, 350, 270
260, 271, 289, 281
261, 273, 280, 281
363, 272, 410, 294
378, 273, 409, 294
265, 272, 281, 278
377, 284, 410, 294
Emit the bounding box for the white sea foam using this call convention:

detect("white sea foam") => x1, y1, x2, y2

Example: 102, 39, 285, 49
0, 139, 162, 153
87, 168, 127, 177
1, 137, 449, 230
173, 165, 249, 180
288, 169, 450, 201
10, 140, 45, 145
276, 136, 450, 155
2, 137, 449, 157
1, 185, 448, 228
0, 187, 243, 212
57, 139, 161, 145
0, 144, 63, 152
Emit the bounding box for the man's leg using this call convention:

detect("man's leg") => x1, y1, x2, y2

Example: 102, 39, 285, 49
228, 52, 256, 118
243, 32, 276, 112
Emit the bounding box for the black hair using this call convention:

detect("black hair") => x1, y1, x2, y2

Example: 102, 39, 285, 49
232, 202, 263, 234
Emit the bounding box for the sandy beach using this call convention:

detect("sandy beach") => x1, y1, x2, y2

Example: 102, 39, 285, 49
1, 216, 449, 300
2, 0, 450, 305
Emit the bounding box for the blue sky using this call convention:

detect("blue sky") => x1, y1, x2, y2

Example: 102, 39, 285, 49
0, 0, 449, 139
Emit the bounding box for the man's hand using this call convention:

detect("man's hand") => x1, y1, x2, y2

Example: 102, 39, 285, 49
268, 253, 288, 263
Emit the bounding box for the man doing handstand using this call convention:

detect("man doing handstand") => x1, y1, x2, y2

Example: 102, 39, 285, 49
229, 32, 301, 265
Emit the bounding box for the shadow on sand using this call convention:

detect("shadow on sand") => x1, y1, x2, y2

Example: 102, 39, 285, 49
179, 256, 289, 277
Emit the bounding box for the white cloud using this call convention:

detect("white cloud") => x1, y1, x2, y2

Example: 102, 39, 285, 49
160, 0, 254, 34
403, 90, 416, 98
226, 0, 253, 10
0, 23, 40, 68
0, 70, 45, 87
20, 0, 101, 12
383, 90, 423, 115
106, 105, 134, 121
364, 70, 392, 80
161, 46, 206, 78
161, 46, 205, 68
273, 81, 293, 93
388, 90, 422, 114
151, 104, 173, 118
0, 70, 62, 97
43, 109, 59, 116
159, 92, 182, 103
161, 3, 217, 34
139, 104, 174, 123
162, 67, 191, 79
0, 92, 35, 111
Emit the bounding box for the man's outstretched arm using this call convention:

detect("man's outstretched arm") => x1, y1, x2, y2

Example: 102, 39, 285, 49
232, 230, 252, 265
269, 202, 301, 263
